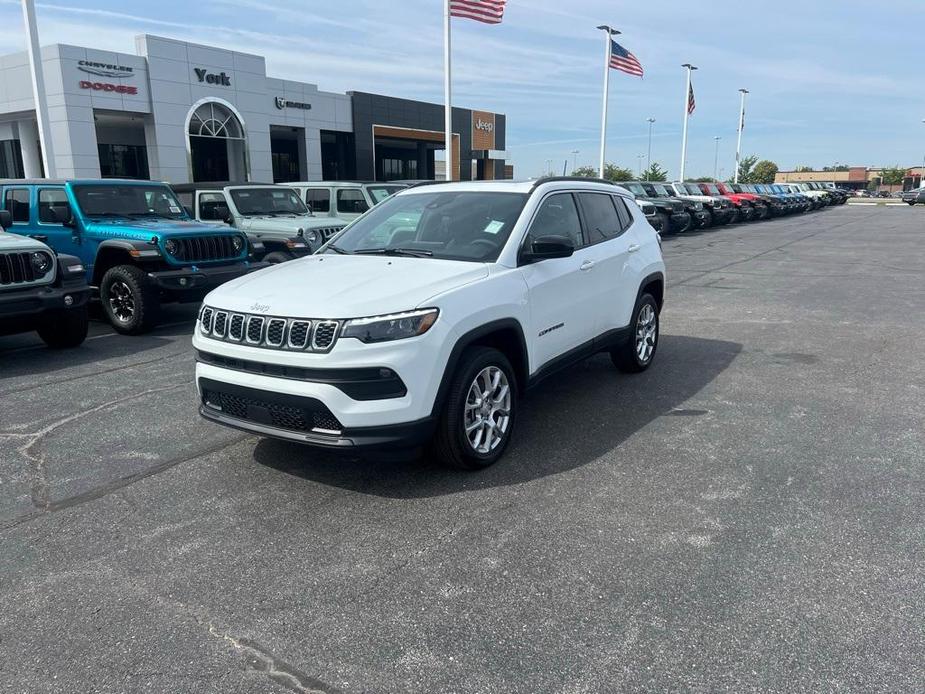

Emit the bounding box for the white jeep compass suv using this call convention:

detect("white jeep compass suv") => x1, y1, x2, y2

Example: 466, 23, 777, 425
194, 179, 666, 469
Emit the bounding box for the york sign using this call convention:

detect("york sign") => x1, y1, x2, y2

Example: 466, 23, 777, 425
194, 68, 231, 86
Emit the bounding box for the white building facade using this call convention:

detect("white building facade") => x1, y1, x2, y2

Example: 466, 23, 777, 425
0, 35, 353, 183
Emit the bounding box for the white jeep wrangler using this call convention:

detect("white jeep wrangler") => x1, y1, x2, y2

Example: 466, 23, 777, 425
193, 179, 666, 469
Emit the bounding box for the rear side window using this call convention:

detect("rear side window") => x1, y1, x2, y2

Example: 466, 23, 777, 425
613, 196, 634, 230
3, 188, 30, 223
337, 189, 370, 215
305, 188, 330, 213
38, 188, 69, 224
577, 192, 621, 243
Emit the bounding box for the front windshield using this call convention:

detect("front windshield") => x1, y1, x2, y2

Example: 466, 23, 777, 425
640, 183, 660, 197
326, 190, 527, 263
705, 184, 721, 195
367, 185, 405, 205
624, 183, 647, 196
652, 184, 673, 197
229, 188, 308, 216
72, 184, 187, 219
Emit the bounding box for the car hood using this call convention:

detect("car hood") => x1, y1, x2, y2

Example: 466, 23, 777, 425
205, 255, 489, 318
0, 230, 51, 251
237, 215, 344, 234
82, 218, 239, 240
674, 192, 715, 204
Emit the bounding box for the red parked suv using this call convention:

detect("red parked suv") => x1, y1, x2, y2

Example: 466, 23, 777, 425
715, 182, 769, 220
697, 182, 755, 223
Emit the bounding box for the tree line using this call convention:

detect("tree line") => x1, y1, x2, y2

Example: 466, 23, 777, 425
566, 155, 780, 184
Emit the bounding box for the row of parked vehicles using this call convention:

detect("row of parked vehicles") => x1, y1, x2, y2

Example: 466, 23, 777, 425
0, 178, 408, 345
623, 180, 849, 235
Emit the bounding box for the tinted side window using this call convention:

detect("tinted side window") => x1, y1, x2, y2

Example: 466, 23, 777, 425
613, 196, 633, 230
527, 193, 583, 249
4, 188, 30, 223
337, 189, 370, 215
38, 188, 69, 223
577, 192, 620, 243
199, 192, 228, 221
305, 188, 330, 213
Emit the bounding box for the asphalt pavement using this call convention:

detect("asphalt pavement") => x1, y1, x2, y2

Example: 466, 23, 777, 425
1, 205, 923, 693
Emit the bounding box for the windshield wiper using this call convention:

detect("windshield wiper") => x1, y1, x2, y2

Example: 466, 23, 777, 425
354, 247, 433, 258
325, 244, 352, 255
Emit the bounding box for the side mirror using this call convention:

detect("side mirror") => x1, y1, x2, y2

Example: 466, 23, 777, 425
521, 234, 574, 263
0, 209, 11, 230
183, 205, 194, 218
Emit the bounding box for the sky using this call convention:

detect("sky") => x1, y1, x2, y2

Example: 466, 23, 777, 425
0, 0, 922, 180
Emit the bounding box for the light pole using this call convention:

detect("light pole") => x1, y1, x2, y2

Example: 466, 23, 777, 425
571, 149, 580, 174
21, 0, 56, 177
596, 25, 620, 178
646, 117, 655, 179
713, 136, 721, 181
545, 158, 553, 176
679, 63, 697, 181
734, 88, 749, 183
637, 154, 645, 177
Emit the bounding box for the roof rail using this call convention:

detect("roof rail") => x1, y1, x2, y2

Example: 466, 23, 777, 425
530, 176, 617, 189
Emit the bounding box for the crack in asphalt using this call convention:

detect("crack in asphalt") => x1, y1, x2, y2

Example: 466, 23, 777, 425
207, 624, 340, 694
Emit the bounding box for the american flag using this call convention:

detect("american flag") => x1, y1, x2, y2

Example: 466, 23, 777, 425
609, 40, 644, 77
687, 83, 696, 115
449, 0, 506, 24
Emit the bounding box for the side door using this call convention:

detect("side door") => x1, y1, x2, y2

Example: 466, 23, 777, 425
304, 188, 332, 218
518, 192, 598, 370
197, 192, 230, 228
1, 186, 33, 240
577, 192, 644, 334
34, 186, 84, 260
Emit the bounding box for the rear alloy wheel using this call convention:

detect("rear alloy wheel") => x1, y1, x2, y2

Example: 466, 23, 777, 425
611, 293, 659, 373
431, 346, 517, 470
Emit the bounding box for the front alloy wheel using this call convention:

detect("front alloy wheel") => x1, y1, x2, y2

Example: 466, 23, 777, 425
464, 366, 512, 454
108, 280, 135, 323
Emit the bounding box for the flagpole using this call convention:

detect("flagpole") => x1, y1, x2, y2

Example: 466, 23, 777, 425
21, 0, 55, 178
734, 88, 749, 184
679, 63, 696, 182
596, 26, 618, 178
443, 0, 453, 181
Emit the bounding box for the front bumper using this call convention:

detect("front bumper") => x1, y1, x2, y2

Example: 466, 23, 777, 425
669, 212, 692, 232
148, 260, 269, 292
692, 210, 712, 227
0, 277, 90, 321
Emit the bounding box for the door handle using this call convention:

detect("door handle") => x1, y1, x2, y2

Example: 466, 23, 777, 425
580, 259, 596, 271
627, 243, 641, 253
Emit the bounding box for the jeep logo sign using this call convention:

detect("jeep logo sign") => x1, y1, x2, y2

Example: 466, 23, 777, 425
471, 110, 497, 150
475, 119, 494, 133
194, 68, 231, 86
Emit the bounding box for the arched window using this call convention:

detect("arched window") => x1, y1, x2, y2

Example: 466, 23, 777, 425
188, 102, 244, 140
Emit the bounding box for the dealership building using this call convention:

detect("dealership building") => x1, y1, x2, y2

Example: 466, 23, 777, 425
0, 35, 510, 184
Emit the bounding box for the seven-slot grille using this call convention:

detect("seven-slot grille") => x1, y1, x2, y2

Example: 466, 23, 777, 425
0, 252, 39, 285
199, 306, 339, 352
168, 235, 240, 263
317, 226, 345, 242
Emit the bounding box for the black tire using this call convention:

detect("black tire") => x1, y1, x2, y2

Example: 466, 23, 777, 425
430, 346, 517, 470
37, 305, 89, 348
100, 264, 160, 335
263, 251, 295, 264
611, 293, 659, 373
656, 212, 671, 235
907, 201, 916, 206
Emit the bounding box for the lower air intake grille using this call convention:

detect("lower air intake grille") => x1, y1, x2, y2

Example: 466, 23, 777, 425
201, 382, 343, 434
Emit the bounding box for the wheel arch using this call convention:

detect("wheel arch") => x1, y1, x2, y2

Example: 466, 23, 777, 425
92, 241, 139, 286
638, 271, 665, 311
430, 318, 529, 419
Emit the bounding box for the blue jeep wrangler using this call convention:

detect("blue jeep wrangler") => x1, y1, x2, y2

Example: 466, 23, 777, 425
0, 179, 267, 334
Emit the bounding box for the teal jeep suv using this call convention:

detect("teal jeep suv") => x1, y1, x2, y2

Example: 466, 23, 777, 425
0, 179, 267, 334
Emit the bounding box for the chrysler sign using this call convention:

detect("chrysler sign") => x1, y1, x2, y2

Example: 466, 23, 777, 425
78, 60, 133, 79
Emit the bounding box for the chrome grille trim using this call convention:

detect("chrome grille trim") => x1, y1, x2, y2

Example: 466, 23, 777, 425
228, 314, 245, 341
200, 307, 339, 352
246, 316, 265, 344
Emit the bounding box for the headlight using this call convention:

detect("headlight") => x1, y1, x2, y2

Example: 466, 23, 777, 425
164, 239, 179, 255
31, 251, 52, 275
694, 202, 703, 211
232, 235, 245, 252
341, 308, 439, 343
305, 230, 318, 244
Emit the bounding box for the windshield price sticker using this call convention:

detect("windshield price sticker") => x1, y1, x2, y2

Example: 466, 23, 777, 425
484, 220, 505, 234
